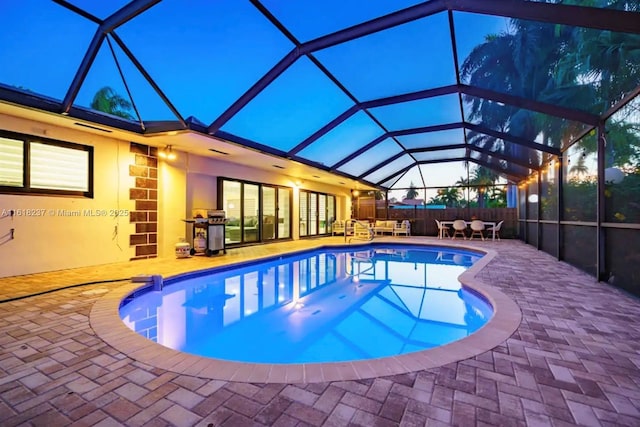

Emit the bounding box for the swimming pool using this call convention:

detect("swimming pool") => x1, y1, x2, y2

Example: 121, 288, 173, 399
120, 244, 493, 364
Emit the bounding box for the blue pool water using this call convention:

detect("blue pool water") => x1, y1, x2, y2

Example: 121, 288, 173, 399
120, 244, 493, 363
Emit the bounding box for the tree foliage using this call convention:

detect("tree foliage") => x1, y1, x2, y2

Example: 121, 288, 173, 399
428, 187, 462, 207
460, 4, 640, 178
405, 182, 419, 200
90, 86, 135, 120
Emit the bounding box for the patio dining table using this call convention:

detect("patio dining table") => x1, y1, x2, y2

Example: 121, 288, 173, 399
438, 220, 498, 241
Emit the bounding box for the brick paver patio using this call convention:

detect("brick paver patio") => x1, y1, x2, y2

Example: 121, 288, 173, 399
1, 237, 639, 426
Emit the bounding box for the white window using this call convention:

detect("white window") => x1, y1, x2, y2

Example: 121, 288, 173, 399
0, 131, 93, 197
30, 142, 89, 192
0, 136, 24, 187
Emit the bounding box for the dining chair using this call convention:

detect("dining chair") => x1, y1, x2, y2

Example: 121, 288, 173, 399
435, 219, 449, 239
469, 220, 485, 241
452, 219, 467, 239
486, 220, 504, 240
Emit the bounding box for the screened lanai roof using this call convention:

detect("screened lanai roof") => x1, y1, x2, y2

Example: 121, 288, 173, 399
1, 0, 639, 190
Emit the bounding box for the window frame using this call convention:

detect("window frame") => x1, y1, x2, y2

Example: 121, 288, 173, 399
0, 130, 94, 198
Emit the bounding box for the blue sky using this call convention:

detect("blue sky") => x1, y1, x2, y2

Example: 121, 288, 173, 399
0, 0, 510, 188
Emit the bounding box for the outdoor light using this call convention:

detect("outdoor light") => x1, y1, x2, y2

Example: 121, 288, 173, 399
159, 145, 176, 160
528, 194, 539, 203
352, 190, 360, 197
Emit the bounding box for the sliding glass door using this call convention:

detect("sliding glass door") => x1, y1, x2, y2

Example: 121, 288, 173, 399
309, 193, 318, 236
327, 196, 335, 234
222, 180, 242, 245
278, 187, 290, 239
299, 191, 336, 237
220, 179, 291, 245
318, 194, 326, 234
262, 186, 276, 241
243, 184, 259, 243
300, 191, 308, 237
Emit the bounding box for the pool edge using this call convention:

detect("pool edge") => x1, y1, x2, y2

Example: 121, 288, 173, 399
90, 241, 522, 383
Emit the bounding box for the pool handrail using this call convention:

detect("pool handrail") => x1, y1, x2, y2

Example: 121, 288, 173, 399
345, 219, 374, 243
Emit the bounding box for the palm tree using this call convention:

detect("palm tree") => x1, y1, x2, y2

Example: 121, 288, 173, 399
569, 155, 589, 178
461, 7, 640, 170
559, 1, 640, 115
90, 86, 135, 120
405, 182, 419, 200
469, 166, 498, 208
460, 17, 590, 166
455, 175, 471, 207
487, 186, 507, 208
438, 187, 462, 207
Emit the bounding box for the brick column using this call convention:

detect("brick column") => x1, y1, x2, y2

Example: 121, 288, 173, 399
129, 143, 158, 260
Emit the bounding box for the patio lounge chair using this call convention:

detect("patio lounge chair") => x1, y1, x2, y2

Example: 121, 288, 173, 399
373, 220, 397, 235
393, 220, 411, 236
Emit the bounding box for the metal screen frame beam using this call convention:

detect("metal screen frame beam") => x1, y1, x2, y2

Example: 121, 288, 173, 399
359, 152, 414, 179
302, 0, 447, 53
110, 32, 187, 128
329, 134, 391, 170
418, 157, 467, 166
52, 0, 102, 23
408, 144, 467, 154
452, 0, 640, 35
601, 84, 640, 123
215, 130, 383, 190
251, 0, 409, 164
307, 50, 409, 163
101, 0, 161, 32
330, 123, 464, 170
467, 157, 525, 182
460, 85, 600, 126
61, 0, 162, 114
287, 106, 360, 155
374, 155, 523, 187
468, 145, 539, 171
375, 163, 417, 186
596, 122, 607, 281
61, 31, 105, 114
207, 48, 299, 133
284, 80, 597, 155
361, 85, 458, 109
391, 122, 464, 137
465, 123, 561, 156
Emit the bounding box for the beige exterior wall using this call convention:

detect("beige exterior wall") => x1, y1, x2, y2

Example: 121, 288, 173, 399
0, 114, 353, 277
0, 114, 135, 277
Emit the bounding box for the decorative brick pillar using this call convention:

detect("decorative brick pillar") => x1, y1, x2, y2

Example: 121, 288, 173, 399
129, 143, 158, 260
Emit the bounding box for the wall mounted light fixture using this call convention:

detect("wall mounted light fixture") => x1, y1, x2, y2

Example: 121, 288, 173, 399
159, 145, 176, 160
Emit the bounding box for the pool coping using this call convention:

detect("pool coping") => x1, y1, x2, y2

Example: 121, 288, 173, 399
90, 241, 522, 383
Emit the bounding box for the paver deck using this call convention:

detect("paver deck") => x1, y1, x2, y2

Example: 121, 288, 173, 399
1, 236, 639, 426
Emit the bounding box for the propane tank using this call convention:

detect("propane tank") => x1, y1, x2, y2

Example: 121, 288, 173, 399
193, 231, 207, 253
175, 238, 191, 258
